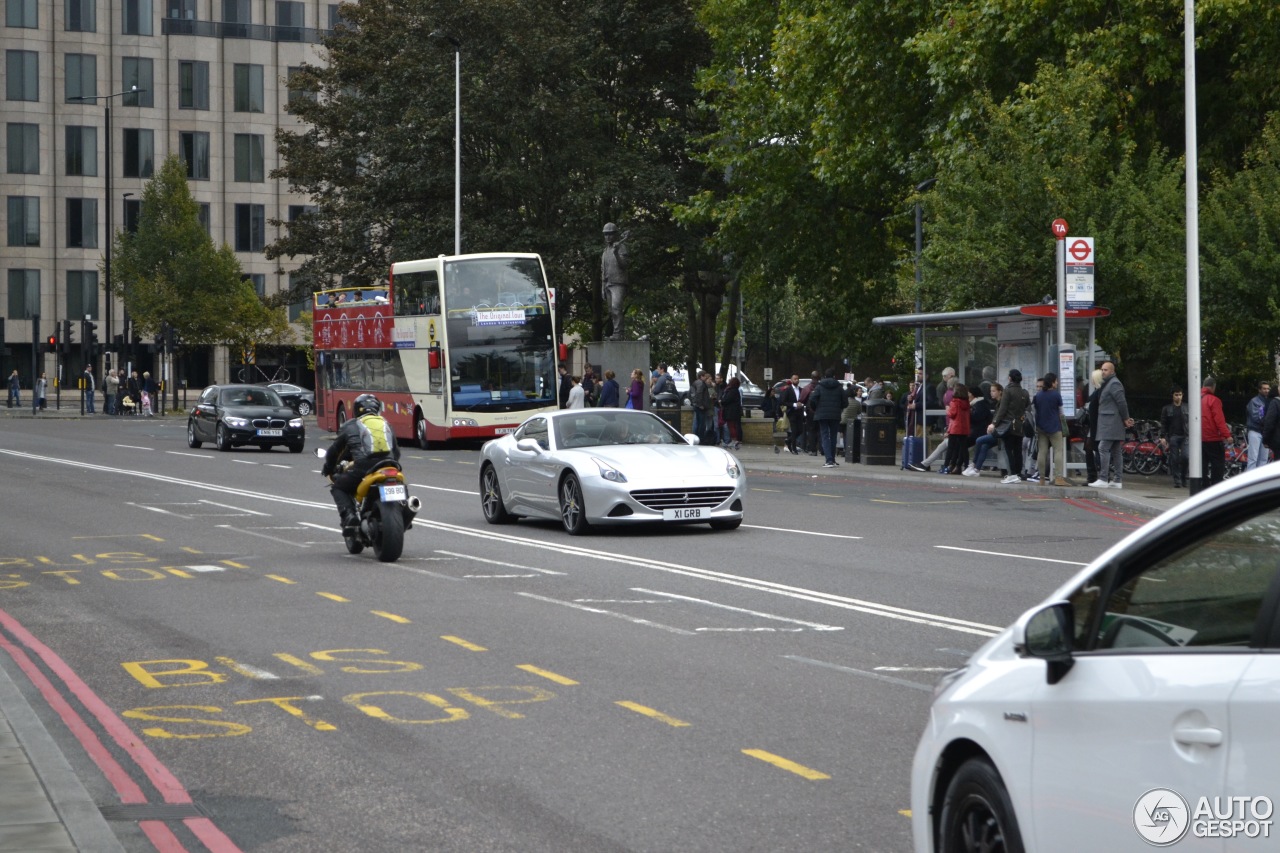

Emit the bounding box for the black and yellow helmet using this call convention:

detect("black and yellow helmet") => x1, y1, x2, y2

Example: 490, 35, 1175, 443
352, 393, 381, 418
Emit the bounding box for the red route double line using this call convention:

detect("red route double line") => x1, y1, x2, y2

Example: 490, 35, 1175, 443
0, 607, 241, 853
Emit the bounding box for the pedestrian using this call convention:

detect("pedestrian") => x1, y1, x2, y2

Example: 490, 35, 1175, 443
808, 368, 848, 467
964, 383, 1003, 476
911, 375, 956, 472
840, 386, 863, 461
142, 371, 158, 416
990, 368, 1031, 484
761, 383, 778, 427
104, 368, 119, 415
1160, 387, 1189, 487
713, 372, 728, 445
625, 368, 645, 410
566, 375, 585, 409
1201, 376, 1230, 485
800, 370, 821, 455
127, 370, 141, 415
82, 365, 96, 413
720, 376, 744, 450
1245, 380, 1270, 471
598, 369, 620, 408
690, 370, 713, 440
780, 374, 805, 455
35, 371, 47, 411
7, 369, 20, 408
1263, 385, 1280, 466
943, 383, 972, 475
581, 364, 597, 407
650, 363, 674, 399
557, 362, 572, 409
1089, 361, 1134, 489
1083, 369, 1103, 484
1033, 372, 1069, 486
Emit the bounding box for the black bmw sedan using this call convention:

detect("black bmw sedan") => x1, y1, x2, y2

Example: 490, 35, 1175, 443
187, 384, 306, 452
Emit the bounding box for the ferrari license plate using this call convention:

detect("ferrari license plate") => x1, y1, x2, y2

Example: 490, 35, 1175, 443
663, 507, 708, 521
256, 429, 283, 437
379, 484, 407, 501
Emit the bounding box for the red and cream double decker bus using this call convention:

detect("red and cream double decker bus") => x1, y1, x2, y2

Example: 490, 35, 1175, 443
313, 253, 559, 445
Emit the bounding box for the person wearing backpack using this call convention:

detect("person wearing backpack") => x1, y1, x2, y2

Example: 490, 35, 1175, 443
690, 369, 713, 441
1245, 380, 1271, 471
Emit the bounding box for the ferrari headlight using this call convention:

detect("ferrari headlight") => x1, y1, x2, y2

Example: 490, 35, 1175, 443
223, 416, 249, 428
723, 451, 741, 479
592, 456, 628, 483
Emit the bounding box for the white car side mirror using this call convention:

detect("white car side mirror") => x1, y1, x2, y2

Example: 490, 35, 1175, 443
683, 433, 700, 445
516, 438, 542, 453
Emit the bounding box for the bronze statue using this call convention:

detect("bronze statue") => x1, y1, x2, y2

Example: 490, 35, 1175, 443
601, 222, 630, 340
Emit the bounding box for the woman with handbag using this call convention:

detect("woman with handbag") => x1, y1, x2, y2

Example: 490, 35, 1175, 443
625, 369, 645, 410
1084, 368, 1103, 484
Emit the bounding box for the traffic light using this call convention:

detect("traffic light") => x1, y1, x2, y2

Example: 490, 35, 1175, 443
43, 334, 56, 354
85, 319, 99, 346
62, 319, 75, 353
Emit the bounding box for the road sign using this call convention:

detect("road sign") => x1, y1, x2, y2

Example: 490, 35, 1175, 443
1067, 238, 1094, 263
1051, 218, 1069, 239
1065, 237, 1095, 309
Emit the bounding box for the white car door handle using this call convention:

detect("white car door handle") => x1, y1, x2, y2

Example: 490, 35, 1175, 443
1174, 726, 1223, 746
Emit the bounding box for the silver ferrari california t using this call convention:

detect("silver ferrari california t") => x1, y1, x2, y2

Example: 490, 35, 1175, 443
479, 409, 745, 534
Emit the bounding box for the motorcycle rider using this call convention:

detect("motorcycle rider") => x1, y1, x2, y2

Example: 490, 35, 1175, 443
321, 393, 401, 535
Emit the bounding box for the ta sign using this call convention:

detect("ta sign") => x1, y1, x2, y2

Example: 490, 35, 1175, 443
1051, 218, 1069, 240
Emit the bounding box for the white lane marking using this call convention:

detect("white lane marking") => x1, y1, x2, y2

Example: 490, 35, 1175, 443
575, 599, 665, 604
414, 484, 479, 496
115, 444, 151, 450
165, 451, 210, 459
784, 656, 933, 692
132, 503, 182, 516
697, 627, 803, 633
266, 464, 293, 469
874, 666, 954, 672
298, 521, 338, 532
465, 574, 541, 579
182, 565, 226, 573
215, 524, 309, 546
200, 499, 269, 516
632, 588, 844, 631
435, 549, 566, 576
385, 564, 464, 581
743, 524, 862, 539
516, 592, 696, 635
233, 459, 259, 465
0, 449, 1001, 637
934, 545, 1089, 567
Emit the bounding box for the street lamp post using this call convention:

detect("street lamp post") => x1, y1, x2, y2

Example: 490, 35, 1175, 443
913, 177, 937, 366
430, 31, 461, 255
122, 193, 135, 374
70, 86, 145, 371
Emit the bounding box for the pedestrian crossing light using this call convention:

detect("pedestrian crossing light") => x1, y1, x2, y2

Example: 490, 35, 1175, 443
45, 334, 57, 354
85, 320, 99, 346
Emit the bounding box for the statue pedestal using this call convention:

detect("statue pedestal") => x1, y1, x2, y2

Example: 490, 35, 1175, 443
586, 340, 651, 408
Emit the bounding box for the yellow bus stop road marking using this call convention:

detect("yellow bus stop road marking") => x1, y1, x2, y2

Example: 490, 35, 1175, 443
808, 493, 842, 498
317, 592, 349, 603
371, 611, 410, 623
516, 664, 578, 685
266, 574, 296, 584
742, 749, 830, 780
616, 701, 690, 727
441, 635, 487, 651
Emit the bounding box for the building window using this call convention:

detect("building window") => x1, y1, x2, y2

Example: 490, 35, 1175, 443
66, 0, 94, 30
123, 0, 152, 34
65, 126, 97, 176
327, 3, 346, 29
196, 202, 210, 233
7, 196, 39, 247
67, 198, 98, 249
121, 58, 153, 107
235, 203, 265, 252
233, 64, 264, 112
243, 273, 265, 297
124, 197, 142, 232
6, 51, 38, 101
6, 123, 38, 174
286, 66, 317, 107
6, 0, 36, 28
222, 0, 248, 21
178, 60, 209, 110
67, 271, 99, 319
166, 0, 194, 18
122, 128, 154, 178
65, 54, 97, 103
234, 134, 264, 182
179, 131, 210, 180
288, 275, 308, 321
7, 269, 39, 319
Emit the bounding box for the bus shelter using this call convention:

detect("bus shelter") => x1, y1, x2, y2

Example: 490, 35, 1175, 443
872, 303, 1111, 475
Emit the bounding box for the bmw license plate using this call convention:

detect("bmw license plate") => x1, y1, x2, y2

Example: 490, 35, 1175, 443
379, 484, 407, 501
663, 507, 708, 521
257, 429, 283, 437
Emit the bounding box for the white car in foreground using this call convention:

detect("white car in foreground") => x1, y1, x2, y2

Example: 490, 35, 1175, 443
913, 464, 1280, 852
478, 409, 745, 534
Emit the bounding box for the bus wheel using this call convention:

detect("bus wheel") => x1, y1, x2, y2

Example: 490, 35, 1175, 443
415, 411, 430, 449
336, 404, 347, 428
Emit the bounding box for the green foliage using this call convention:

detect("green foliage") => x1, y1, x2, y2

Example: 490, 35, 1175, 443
110, 155, 291, 349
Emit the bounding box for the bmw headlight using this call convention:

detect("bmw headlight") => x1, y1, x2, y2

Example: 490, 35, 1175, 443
223, 416, 249, 428
592, 456, 628, 483
288, 418, 303, 429
723, 451, 741, 479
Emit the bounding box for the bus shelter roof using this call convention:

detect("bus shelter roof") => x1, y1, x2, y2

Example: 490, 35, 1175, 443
872, 303, 1111, 329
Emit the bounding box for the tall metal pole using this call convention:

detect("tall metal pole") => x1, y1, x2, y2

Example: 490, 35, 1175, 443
1185, 0, 1203, 495
453, 46, 461, 256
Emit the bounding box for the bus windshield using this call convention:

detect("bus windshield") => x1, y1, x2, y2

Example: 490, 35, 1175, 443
444, 256, 555, 412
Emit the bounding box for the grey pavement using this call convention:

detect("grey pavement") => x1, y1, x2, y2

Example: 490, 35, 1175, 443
0, 412, 1185, 851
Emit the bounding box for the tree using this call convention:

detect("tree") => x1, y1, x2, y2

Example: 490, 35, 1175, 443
110, 155, 291, 349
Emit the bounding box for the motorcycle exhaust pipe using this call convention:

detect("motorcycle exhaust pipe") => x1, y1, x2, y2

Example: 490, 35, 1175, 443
404, 495, 422, 528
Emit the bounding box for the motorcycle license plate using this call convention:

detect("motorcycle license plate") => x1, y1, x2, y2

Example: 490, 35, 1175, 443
257, 429, 283, 437
663, 507, 708, 521
379, 484, 407, 501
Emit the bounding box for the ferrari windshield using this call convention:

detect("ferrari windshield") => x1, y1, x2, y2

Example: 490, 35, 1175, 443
554, 412, 687, 449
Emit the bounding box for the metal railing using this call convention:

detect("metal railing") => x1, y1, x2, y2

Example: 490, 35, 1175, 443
161, 16, 331, 43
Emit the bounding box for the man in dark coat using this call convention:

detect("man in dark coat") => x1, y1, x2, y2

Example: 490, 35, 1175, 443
808, 368, 850, 468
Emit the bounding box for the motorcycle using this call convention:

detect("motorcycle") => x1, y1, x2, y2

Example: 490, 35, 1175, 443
315, 448, 421, 562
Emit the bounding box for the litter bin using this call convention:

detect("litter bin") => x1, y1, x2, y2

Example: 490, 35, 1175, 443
861, 400, 896, 465
843, 418, 861, 464
653, 407, 682, 435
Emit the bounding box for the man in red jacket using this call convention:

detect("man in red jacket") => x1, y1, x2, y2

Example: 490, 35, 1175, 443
1201, 377, 1231, 485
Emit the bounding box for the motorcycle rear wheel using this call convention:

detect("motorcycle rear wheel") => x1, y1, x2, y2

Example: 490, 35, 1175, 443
373, 501, 405, 562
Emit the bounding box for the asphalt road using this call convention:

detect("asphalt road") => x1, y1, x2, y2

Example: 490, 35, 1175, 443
0, 415, 1150, 852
